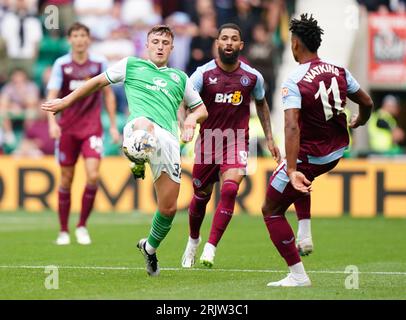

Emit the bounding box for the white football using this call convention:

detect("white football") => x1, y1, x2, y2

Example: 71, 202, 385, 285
122, 130, 157, 162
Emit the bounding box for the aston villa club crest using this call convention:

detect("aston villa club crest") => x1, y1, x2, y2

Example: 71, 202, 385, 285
64, 66, 73, 75
193, 178, 202, 188
240, 75, 250, 86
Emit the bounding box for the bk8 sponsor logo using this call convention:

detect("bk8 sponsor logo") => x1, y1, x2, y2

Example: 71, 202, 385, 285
214, 91, 243, 106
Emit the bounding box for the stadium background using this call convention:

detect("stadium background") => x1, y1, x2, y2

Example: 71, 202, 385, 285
0, 0, 405, 217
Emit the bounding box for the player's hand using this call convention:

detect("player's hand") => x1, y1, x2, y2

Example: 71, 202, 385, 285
288, 171, 312, 193
349, 114, 365, 129
48, 122, 61, 139
41, 98, 68, 115
181, 115, 196, 142
109, 126, 120, 144
267, 139, 281, 164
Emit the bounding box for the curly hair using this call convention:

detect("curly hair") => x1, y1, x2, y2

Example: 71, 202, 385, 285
289, 13, 324, 52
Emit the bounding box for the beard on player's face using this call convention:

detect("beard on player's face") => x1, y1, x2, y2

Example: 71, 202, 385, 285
218, 47, 240, 65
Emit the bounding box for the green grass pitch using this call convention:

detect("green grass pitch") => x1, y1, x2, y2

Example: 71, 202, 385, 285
0, 211, 405, 299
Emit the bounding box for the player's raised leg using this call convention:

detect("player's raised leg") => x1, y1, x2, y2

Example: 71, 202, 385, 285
294, 194, 313, 256
182, 181, 213, 268
200, 169, 243, 268
56, 165, 75, 245
138, 172, 179, 276
75, 157, 100, 245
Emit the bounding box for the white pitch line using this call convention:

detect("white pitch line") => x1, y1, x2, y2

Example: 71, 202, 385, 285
0, 265, 405, 276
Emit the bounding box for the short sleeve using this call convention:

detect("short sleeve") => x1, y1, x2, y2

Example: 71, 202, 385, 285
104, 57, 128, 84
345, 68, 360, 94
281, 78, 302, 110
47, 59, 64, 91
253, 72, 265, 100
190, 67, 204, 93
183, 77, 203, 109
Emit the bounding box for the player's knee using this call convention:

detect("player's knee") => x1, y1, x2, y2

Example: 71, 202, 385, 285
158, 204, 177, 217
220, 180, 239, 200
61, 172, 74, 189
194, 189, 211, 198
261, 203, 271, 217
87, 171, 99, 185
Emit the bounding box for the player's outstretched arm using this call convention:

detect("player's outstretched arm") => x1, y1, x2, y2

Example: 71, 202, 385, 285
347, 88, 374, 129
41, 74, 110, 114
181, 103, 208, 142
102, 85, 120, 143
255, 98, 281, 163
285, 108, 312, 193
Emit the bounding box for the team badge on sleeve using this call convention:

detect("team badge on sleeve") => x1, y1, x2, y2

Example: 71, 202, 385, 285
282, 87, 289, 97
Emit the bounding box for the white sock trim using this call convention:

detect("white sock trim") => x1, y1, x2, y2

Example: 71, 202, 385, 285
189, 236, 200, 244
204, 242, 216, 252
145, 241, 156, 255
289, 262, 308, 279
297, 219, 311, 241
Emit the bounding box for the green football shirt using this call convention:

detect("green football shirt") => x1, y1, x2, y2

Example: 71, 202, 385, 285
104, 57, 203, 137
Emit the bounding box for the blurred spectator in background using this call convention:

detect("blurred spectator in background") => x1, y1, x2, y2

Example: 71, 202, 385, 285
91, 25, 134, 66
122, 0, 161, 59
357, 0, 406, 12
12, 109, 54, 157
1, 0, 42, 76
74, 0, 119, 40
0, 127, 4, 154
154, 0, 182, 19
165, 11, 198, 71
230, 0, 259, 53
213, 0, 234, 27
0, 0, 9, 85
357, 0, 390, 12
33, 27, 69, 88
247, 22, 277, 111
188, 0, 216, 25
186, 11, 217, 75
357, 0, 406, 14
263, 0, 288, 62
368, 94, 405, 155
91, 25, 134, 114
0, 68, 40, 149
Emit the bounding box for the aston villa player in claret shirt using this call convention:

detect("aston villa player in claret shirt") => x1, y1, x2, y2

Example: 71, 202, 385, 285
262, 14, 374, 287
180, 23, 281, 269
46, 22, 119, 246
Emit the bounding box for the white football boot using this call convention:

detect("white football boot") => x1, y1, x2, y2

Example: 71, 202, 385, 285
181, 236, 201, 268
56, 231, 70, 245
75, 226, 92, 245
199, 242, 216, 268
297, 237, 314, 256
267, 273, 311, 287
